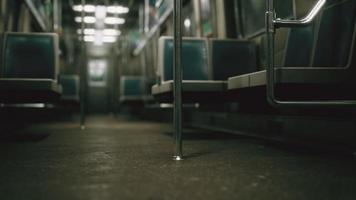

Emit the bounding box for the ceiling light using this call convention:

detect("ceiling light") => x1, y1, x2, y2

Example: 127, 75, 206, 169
77, 29, 96, 35
102, 36, 117, 43
106, 6, 129, 14
73, 5, 129, 14
72, 5, 96, 13
103, 29, 121, 36
83, 35, 95, 42
77, 29, 121, 36
75, 16, 96, 24
104, 17, 125, 25
94, 32, 103, 46
95, 6, 107, 19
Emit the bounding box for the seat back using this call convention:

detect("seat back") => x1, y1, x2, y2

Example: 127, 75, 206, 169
210, 39, 257, 80
284, 0, 356, 68
284, 25, 316, 67
158, 36, 209, 82
312, 0, 356, 67
2, 32, 59, 80
59, 75, 80, 98
120, 76, 147, 97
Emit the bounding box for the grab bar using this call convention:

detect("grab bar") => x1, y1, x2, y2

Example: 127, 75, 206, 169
266, 0, 356, 106
273, 0, 326, 28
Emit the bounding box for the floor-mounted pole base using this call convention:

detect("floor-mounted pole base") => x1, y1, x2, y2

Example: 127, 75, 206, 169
173, 156, 183, 161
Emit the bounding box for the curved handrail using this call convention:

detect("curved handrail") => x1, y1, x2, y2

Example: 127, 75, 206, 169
273, 0, 326, 28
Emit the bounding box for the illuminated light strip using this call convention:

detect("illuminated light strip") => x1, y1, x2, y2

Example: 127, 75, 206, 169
106, 6, 129, 14
73, 5, 129, 14
83, 35, 95, 42
102, 36, 117, 43
77, 28, 96, 35
75, 16, 96, 24
74, 16, 125, 25
81, 36, 117, 44
104, 17, 125, 25
77, 29, 121, 36
73, 5, 96, 13
103, 29, 121, 36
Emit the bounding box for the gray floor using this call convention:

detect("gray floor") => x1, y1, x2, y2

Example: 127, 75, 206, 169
0, 115, 355, 200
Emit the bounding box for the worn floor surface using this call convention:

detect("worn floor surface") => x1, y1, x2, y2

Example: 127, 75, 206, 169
0, 115, 355, 200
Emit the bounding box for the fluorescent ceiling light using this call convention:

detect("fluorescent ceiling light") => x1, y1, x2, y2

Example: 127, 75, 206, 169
73, 5, 129, 14
103, 29, 121, 36
77, 28, 96, 35
81, 34, 117, 44
104, 17, 125, 25
77, 29, 121, 36
106, 6, 129, 14
75, 16, 96, 24
94, 32, 103, 46
102, 36, 117, 43
72, 5, 96, 13
83, 35, 95, 42
95, 6, 107, 19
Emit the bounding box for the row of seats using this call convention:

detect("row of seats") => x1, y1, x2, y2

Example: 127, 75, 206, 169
0, 32, 80, 104
151, 37, 257, 103
151, 0, 356, 104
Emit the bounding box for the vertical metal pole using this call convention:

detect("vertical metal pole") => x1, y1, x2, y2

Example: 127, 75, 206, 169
173, 0, 183, 161
80, 0, 86, 130
266, 0, 276, 106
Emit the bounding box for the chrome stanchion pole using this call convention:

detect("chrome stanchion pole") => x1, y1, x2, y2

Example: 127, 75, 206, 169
173, 0, 183, 161
80, 0, 86, 130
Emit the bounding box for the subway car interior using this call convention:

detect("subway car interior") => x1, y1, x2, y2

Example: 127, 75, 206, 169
1, 0, 356, 199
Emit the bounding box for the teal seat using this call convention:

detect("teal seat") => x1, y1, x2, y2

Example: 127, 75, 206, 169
120, 76, 153, 103
0, 33, 61, 103
160, 37, 209, 82
284, 25, 316, 67
152, 37, 228, 103
210, 39, 257, 80
2, 33, 58, 79
58, 75, 80, 102
313, 0, 356, 68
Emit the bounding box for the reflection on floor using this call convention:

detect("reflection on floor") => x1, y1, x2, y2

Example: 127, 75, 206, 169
0, 115, 355, 199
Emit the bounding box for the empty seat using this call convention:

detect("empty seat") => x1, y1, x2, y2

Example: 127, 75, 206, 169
152, 37, 256, 103
0, 32, 62, 103
120, 76, 153, 104
58, 75, 80, 103
211, 39, 257, 88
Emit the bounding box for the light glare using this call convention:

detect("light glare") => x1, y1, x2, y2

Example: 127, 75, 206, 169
75, 16, 96, 24
104, 17, 125, 25
72, 5, 96, 12
107, 6, 129, 14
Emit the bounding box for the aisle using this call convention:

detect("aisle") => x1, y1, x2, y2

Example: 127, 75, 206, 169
0, 115, 355, 200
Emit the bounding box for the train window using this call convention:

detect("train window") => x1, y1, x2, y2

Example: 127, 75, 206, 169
3, 33, 57, 79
